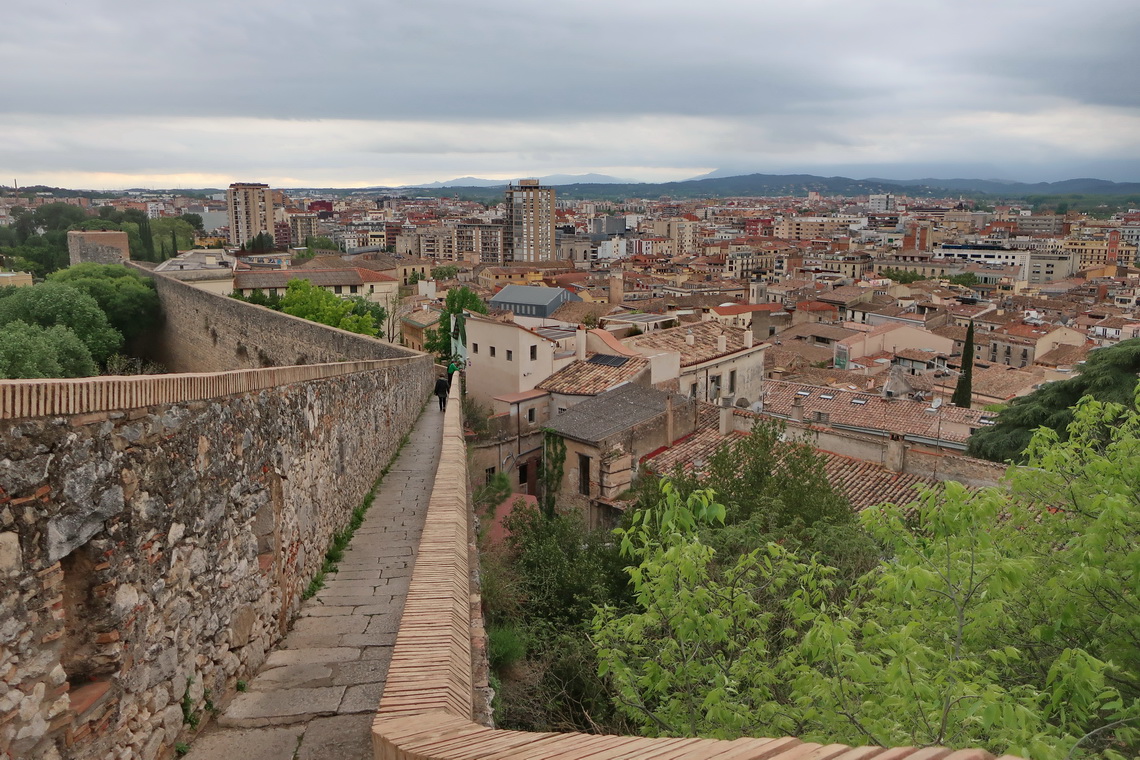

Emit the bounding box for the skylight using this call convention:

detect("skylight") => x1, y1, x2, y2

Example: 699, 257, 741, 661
851, 398, 868, 405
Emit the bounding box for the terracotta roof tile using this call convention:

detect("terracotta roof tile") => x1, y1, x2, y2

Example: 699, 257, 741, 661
760, 380, 988, 443
624, 321, 759, 366
537, 354, 650, 395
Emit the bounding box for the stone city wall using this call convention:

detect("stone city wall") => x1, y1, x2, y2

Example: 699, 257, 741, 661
0, 355, 432, 759
138, 269, 415, 374
67, 231, 130, 267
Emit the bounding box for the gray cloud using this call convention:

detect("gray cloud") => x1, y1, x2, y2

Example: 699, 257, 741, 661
1, 0, 1137, 187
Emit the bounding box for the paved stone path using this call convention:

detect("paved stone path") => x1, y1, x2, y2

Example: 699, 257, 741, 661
186, 403, 442, 760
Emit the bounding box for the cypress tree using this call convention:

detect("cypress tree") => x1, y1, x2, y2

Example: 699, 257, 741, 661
170, 229, 178, 260
139, 217, 155, 261
952, 320, 974, 407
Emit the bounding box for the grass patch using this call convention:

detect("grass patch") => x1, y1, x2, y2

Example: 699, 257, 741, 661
300, 419, 415, 600
488, 623, 528, 672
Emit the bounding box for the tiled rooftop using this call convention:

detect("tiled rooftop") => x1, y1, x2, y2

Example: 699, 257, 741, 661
624, 321, 757, 367
760, 380, 988, 443
537, 354, 650, 395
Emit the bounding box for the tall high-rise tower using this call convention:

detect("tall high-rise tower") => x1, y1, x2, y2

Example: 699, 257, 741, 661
226, 182, 275, 247
504, 179, 555, 262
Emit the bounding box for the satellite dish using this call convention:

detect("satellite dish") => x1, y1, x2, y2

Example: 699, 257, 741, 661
931, 398, 943, 410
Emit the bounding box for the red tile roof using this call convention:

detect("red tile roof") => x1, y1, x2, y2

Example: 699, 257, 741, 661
537, 354, 650, 395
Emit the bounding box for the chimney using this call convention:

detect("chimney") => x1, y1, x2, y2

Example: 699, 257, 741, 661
666, 394, 674, 445
885, 435, 906, 473
576, 327, 586, 361
744, 331, 753, 348
685, 329, 695, 346
717, 334, 727, 353
719, 399, 733, 435
791, 396, 805, 422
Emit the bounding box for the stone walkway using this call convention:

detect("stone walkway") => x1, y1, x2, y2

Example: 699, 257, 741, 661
186, 403, 443, 760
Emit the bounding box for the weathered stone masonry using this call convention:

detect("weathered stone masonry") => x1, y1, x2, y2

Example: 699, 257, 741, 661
0, 273, 433, 760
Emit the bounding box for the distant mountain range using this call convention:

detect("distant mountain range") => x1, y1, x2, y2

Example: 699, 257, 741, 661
395, 172, 1140, 200
407, 173, 636, 188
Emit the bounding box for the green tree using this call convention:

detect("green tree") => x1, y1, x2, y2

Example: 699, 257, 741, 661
178, 213, 204, 231
241, 231, 277, 253
951, 320, 974, 407
0, 320, 97, 378
31, 203, 88, 232
878, 267, 928, 284
47, 263, 161, 341
345, 296, 388, 339
593, 392, 1140, 759
424, 286, 487, 361
967, 338, 1140, 463
304, 235, 339, 252
151, 218, 196, 257
138, 217, 156, 261
431, 264, 459, 280
278, 279, 376, 335
0, 282, 122, 362
593, 481, 830, 739
949, 271, 980, 287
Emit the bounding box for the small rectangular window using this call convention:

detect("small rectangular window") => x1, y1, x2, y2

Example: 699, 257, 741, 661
578, 453, 591, 496
485, 466, 496, 484
527, 407, 536, 423
334, 285, 343, 294
490, 346, 496, 357
530, 345, 537, 360
472, 343, 479, 354
506, 350, 513, 361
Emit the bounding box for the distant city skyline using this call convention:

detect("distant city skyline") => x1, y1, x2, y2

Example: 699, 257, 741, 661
3, 0, 1138, 190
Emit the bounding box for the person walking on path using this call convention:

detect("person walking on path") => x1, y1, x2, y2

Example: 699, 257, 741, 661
434, 376, 449, 410
446, 360, 459, 388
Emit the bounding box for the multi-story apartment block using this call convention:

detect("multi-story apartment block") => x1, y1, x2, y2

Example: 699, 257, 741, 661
456, 223, 505, 264
505, 180, 556, 262
288, 212, 319, 247
1064, 230, 1137, 269
226, 182, 275, 247
775, 216, 861, 240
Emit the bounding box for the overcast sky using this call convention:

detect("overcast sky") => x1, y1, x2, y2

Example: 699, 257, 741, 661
3, 0, 1138, 189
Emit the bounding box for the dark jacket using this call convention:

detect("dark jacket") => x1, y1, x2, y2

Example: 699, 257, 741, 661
434, 378, 449, 396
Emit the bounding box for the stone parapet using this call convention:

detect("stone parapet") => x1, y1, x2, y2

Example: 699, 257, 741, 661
0, 355, 433, 758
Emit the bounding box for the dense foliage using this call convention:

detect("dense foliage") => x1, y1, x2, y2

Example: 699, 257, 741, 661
47, 263, 161, 341
592, 393, 1140, 759
480, 419, 871, 734
231, 280, 386, 337
968, 338, 1140, 462
0, 264, 162, 378
0, 320, 98, 378
0, 282, 122, 364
